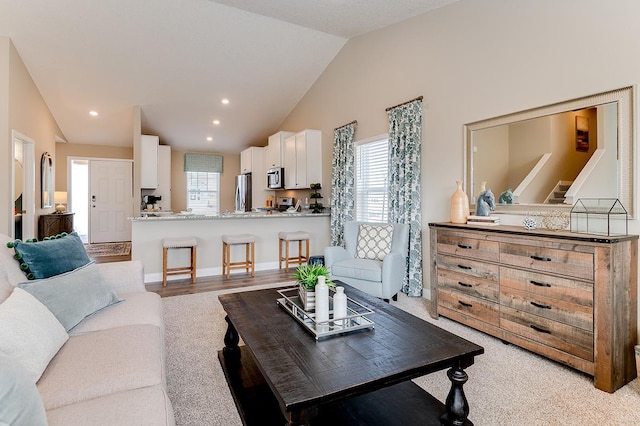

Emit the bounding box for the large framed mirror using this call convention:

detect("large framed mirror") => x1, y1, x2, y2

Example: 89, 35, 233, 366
465, 86, 635, 217
41, 152, 54, 208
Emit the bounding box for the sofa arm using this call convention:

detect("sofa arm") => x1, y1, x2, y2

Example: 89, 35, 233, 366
95, 260, 146, 294
381, 252, 407, 298
323, 246, 350, 271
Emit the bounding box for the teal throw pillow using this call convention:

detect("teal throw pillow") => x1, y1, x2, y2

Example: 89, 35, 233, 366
12, 232, 91, 280
18, 262, 121, 331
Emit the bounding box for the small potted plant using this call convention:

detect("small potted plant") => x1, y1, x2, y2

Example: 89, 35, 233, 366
294, 263, 333, 311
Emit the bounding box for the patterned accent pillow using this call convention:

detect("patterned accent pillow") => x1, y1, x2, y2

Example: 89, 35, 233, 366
355, 224, 394, 261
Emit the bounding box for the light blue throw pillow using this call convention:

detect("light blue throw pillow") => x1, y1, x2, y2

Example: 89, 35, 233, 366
13, 232, 91, 280
0, 354, 48, 426
18, 262, 121, 331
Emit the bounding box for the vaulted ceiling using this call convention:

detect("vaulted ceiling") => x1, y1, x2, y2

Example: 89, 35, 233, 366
0, 0, 458, 152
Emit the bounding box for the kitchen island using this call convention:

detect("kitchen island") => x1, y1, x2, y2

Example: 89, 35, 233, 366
131, 211, 330, 283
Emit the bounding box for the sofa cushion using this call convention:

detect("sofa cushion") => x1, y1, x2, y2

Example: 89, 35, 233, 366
0, 288, 69, 383
70, 291, 163, 335
355, 224, 393, 261
18, 262, 121, 332
12, 232, 91, 280
331, 258, 382, 282
37, 324, 165, 410
0, 353, 48, 426
46, 386, 174, 426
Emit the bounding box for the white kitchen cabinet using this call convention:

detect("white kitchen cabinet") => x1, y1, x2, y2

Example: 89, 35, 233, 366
156, 145, 171, 210
284, 129, 322, 189
265, 131, 294, 169
240, 147, 257, 174
141, 135, 159, 189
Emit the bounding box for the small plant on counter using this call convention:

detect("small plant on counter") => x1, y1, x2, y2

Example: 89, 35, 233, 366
294, 263, 333, 290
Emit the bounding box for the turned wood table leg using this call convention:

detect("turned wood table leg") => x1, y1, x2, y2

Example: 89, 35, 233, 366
223, 315, 240, 358
440, 367, 473, 426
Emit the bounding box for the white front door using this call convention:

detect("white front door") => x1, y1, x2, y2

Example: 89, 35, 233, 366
90, 160, 133, 243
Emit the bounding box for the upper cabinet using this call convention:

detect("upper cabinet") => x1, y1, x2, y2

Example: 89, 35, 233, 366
265, 131, 294, 169
141, 135, 159, 189
284, 130, 322, 190
156, 145, 172, 210
240, 146, 262, 174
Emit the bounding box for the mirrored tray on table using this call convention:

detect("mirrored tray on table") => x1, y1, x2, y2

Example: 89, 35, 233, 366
276, 287, 375, 340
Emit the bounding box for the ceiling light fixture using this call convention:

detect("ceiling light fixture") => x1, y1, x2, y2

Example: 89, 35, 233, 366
206, 137, 213, 142
221, 98, 230, 105
89, 111, 98, 116
213, 120, 220, 125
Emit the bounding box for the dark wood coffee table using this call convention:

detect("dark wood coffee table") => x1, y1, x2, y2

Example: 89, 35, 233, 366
218, 284, 483, 425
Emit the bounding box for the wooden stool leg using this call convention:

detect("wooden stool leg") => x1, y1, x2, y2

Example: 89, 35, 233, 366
222, 242, 226, 278
285, 240, 290, 272
191, 246, 197, 283
298, 240, 302, 264
305, 239, 309, 263
245, 243, 250, 273
278, 238, 283, 270
162, 247, 168, 287
251, 242, 255, 277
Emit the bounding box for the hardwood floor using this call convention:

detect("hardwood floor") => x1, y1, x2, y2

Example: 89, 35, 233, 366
92, 253, 295, 298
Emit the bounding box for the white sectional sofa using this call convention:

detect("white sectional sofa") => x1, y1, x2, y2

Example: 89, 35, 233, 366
0, 232, 175, 425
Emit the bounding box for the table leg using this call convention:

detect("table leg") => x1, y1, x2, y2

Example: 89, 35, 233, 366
440, 367, 473, 426
223, 315, 240, 358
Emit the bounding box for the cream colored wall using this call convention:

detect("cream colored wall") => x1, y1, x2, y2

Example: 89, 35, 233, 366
54, 143, 133, 192
0, 38, 10, 236
472, 125, 509, 200
277, 0, 640, 319
2, 38, 64, 236
170, 150, 240, 213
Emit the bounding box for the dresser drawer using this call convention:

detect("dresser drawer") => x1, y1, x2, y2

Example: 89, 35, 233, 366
437, 234, 499, 262
438, 288, 499, 326
500, 267, 593, 307
500, 242, 594, 281
438, 268, 498, 302
501, 306, 593, 361
500, 287, 593, 331
437, 254, 499, 282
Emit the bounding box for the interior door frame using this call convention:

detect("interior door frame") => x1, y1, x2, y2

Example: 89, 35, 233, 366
11, 130, 35, 239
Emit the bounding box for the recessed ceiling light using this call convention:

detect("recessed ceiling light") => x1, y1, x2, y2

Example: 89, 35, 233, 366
89, 111, 98, 116
221, 98, 230, 105
213, 120, 220, 125
206, 137, 213, 142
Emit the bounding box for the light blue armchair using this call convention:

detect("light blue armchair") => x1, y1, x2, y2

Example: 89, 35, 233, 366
324, 221, 409, 301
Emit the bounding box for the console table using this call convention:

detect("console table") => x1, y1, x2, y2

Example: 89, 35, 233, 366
38, 213, 74, 240
429, 222, 638, 393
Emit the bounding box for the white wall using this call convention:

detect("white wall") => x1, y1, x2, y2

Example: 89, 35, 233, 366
278, 0, 640, 335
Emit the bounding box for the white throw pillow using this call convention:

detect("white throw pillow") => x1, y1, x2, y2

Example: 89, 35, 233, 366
0, 288, 69, 383
355, 224, 394, 261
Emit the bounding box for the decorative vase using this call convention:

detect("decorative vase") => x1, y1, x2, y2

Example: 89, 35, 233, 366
315, 276, 329, 324
298, 286, 315, 311
333, 286, 347, 327
450, 181, 469, 224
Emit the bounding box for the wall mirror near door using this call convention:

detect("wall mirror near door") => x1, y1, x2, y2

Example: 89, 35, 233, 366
465, 86, 635, 217
41, 152, 54, 208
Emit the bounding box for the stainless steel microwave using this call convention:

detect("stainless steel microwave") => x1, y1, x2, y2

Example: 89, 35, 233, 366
267, 167, 285, 189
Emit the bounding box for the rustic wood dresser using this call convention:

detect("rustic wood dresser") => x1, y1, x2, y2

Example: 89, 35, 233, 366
429, 222, 638, 392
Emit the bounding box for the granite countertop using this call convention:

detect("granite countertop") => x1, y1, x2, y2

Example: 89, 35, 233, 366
130, 211, 330, 221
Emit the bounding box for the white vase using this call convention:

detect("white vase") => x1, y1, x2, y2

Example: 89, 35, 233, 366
333, 286, 347, 327
450, 181, 469, 224
315, 276, 329, 325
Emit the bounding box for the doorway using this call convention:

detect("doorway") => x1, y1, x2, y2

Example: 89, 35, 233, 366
69, 158, 133, 243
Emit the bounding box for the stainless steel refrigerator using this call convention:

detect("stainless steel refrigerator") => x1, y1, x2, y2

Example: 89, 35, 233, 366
235, 173, 252, 212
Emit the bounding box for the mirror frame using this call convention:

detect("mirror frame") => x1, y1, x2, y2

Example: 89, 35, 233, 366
41, 152, 54, 209
465, 86, 636, 217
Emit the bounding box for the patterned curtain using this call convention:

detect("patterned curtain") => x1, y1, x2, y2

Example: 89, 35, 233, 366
330, 122, 357, 246
387, 99, 423, 297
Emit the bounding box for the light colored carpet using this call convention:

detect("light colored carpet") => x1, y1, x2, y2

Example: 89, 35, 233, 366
84, 241, 131, 257
163, 286, 640, 426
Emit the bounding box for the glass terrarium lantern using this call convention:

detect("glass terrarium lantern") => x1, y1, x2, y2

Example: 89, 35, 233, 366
570, 198, 628, 236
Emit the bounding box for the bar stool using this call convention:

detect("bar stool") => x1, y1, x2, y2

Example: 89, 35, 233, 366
162, 237, 197, 287
278, 231, 310, 272
222, 234, 255, 279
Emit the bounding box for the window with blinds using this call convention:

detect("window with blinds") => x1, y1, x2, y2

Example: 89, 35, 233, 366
186, 171, 220, 214
355, 137, 389, 223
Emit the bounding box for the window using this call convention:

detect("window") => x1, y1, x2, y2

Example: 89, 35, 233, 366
355, 137, 389, 222
186, 171, 220, 214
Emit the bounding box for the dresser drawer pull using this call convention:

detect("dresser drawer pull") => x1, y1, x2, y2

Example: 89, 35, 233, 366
457, 264, 472, 270
530, 301, 552, 310
458, 281, 473, 288
530, 255, 552, 262
530, 324, 551, 334
457, 243, 473, 249
530, 280, 551, 287
458, 300, 473, 308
